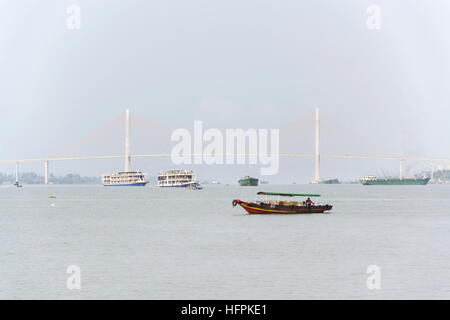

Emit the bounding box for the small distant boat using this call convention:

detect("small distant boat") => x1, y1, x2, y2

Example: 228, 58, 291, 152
239, 176, 258, 186
186, 183, 203, 190
233, 192, 333, 214
360, 175, 430, 185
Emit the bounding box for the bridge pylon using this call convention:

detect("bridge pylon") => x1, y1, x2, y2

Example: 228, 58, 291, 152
311, 108, 321, 184
44, 160, 49, 185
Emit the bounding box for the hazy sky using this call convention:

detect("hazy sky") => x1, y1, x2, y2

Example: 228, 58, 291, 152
1, 0, 449, 182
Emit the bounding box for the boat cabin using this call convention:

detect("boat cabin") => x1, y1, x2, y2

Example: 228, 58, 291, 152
255, 192, 321, 207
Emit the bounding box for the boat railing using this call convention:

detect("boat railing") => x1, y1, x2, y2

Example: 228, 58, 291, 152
262, 199, 311, 207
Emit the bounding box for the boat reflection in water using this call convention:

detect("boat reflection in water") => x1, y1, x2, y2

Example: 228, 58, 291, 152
233, 192, 332, 214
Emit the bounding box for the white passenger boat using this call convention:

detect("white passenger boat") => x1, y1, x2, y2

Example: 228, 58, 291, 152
102, 171, 148, 186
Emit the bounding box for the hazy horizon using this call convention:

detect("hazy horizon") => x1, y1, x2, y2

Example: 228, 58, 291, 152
1, 1, 450, 183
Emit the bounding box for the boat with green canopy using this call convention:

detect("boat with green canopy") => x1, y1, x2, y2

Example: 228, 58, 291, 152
232, 192, 332, 214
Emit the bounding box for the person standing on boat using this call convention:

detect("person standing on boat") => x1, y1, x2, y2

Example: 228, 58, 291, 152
305, 197, 314, 208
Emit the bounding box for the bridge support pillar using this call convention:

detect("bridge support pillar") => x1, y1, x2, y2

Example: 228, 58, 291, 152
15, 161, 19, 183
399, 159, 404, 180
44, 160, 49, 185
312, 108, 321, 183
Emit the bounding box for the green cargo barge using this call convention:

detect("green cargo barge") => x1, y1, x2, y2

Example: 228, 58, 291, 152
239, 176, 259, 186
319, 179, 340, 184
360, 176, 430, 185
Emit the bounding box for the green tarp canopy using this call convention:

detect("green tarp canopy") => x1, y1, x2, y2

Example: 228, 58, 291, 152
257, 192, 321, 197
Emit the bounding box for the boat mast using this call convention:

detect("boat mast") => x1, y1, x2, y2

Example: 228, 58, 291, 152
124, 109, 131, 172
313, 108, 321, 183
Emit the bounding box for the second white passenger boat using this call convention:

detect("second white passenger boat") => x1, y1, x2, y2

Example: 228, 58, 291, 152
157, 170, 202, 189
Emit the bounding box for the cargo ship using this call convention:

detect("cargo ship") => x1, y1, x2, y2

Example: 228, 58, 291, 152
239, 176, 259, 186
319, 179, 340, 184
360, 175, 430, 186
158, 170, 202, 189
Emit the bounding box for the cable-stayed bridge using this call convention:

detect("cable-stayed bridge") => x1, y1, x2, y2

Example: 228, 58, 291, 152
1, 109, 447, 184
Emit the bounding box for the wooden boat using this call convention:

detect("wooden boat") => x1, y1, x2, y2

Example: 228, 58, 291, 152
233, 192, 332, 214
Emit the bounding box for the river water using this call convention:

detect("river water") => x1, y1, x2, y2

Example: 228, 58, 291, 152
1, 184, 449, 299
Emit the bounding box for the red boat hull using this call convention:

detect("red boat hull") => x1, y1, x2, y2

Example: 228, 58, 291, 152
233, 200, 332, 214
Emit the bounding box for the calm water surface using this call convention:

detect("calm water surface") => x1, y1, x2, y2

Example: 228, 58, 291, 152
1, 184, 450, 299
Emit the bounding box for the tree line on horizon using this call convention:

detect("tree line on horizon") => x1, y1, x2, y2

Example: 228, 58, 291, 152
0, 172, 101, 184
